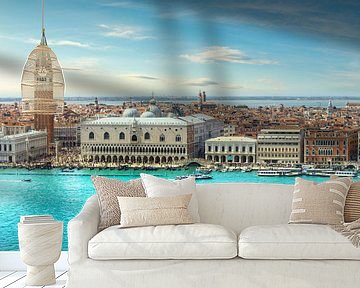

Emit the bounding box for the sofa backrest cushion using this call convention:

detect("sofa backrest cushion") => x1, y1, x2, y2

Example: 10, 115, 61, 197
195, 183, 293, 234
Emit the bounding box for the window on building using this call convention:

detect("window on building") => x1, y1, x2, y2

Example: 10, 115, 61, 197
144, 132, 150, 140
229, 146, 232, 152
242, 146, 245, 152
119, 132, 125, 140
104, 132, 110, 140
249, 147, 253, 153
208, 146, 211, 152
132, 135, 138, 141
215, 146, 218, 152
160, 134, 165, 142
9, 145, 11, 151
221, 146, 225, 152
236, 146, 239, 152
89, 132, 94, 140
176, 135, 181, 142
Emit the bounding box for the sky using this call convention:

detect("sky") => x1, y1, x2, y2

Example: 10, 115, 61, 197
0, 0, 359, 98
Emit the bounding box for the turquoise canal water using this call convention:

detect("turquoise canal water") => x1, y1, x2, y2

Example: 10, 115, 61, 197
0, 167, 356, 251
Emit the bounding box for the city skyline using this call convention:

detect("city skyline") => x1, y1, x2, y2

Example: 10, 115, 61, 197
0, 0, 359, 98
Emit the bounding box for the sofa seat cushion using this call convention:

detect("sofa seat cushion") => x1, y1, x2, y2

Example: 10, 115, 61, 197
238, 224, 360, 260
89, 223, 237, 260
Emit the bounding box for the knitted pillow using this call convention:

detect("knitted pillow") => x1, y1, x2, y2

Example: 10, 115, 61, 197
91, 176, 146, 230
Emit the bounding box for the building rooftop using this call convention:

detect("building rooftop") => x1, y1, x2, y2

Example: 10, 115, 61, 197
178, 115, 205, 124
206, 136, 256, 142
84, 117, 189, 126
0, 130, 47, 140
191, 113, 216, 121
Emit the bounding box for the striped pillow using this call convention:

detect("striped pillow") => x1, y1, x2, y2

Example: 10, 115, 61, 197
344, 181, 360, 222
330, 175, 360, 223
289, 177, 352, 225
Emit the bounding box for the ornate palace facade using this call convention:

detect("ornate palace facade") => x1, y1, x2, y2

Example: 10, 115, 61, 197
81, 117, 194, 164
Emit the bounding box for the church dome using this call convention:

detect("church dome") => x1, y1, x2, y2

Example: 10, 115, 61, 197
149, 97, 157, 105
148, 105, 162, 117
122, 108, 140, 118
140, 111, 156, 118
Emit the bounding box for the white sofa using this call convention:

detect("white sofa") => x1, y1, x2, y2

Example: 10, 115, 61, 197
66, 182, 360, 288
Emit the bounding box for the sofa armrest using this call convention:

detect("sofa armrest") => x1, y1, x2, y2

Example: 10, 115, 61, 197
68, 195, 100, 264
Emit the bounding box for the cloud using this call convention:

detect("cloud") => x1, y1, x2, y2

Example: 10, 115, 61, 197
180, 46, 277, 65
332, 70, 360, 81
156, 0, 360, 47
126, 74, 160, 80
221, 84, 243, 89
0, 53, 24, 75
26, 37, 108, 50
50, 40, 90, 48
99, 1, 149, 9
61, 58, 101, 72
99, 24, 155, 40
158, 9, 198, 19
184, 78, 219, 87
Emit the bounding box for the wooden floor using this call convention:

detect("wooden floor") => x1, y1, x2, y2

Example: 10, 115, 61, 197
0, 271, 67, 288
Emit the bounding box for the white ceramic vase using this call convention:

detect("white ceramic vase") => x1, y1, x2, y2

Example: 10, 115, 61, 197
18, 222, 63, 286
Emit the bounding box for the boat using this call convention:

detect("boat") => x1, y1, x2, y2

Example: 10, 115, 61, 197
62, 168, 75, 173
334, 171, 358, 177
144, 167, 158, 171
304, 168, 335, 177
257, 169, 302, 177
21, 179, 32, 182
195, 168, 212, 174
176, 174, 213, 180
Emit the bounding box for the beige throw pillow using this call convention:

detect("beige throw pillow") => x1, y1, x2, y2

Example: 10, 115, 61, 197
330, 175, 360, 223
289, 177, 351, 225
118, 194, 194, 228
91, 176, 146, 230
344, 181, 360, 222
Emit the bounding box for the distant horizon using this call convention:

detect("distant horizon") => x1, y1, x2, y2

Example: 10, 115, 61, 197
1, 95, 360, 101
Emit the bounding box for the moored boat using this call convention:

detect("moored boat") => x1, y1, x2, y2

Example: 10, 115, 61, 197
176, 174, 213, 180
257, 168, 302, 177
334, 171, 358, 177
304, 168, 335, 177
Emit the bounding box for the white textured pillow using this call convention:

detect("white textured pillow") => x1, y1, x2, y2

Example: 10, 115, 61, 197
118, 194, 193, 228
140, 173, 200, 222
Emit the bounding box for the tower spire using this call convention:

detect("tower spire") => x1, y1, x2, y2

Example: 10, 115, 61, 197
40, 0, 47, 46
